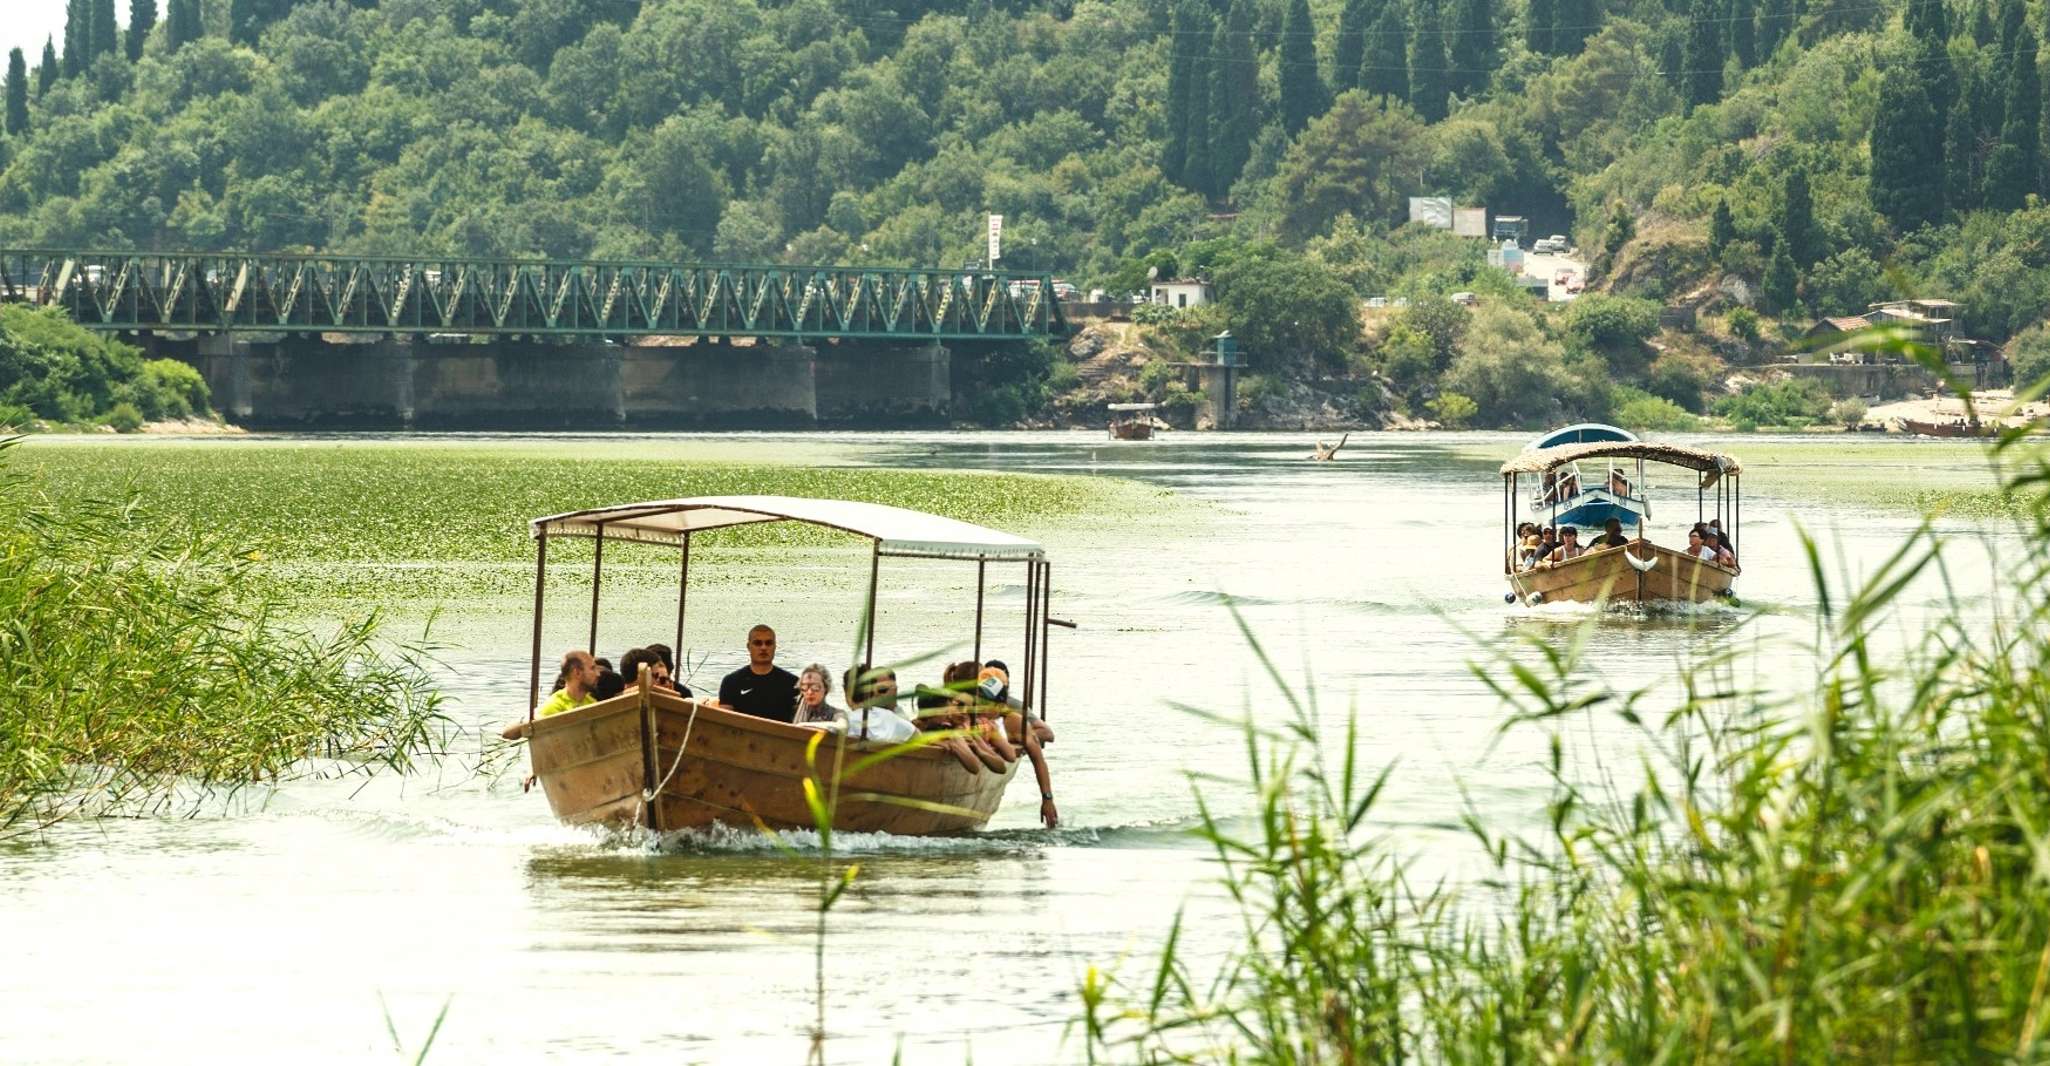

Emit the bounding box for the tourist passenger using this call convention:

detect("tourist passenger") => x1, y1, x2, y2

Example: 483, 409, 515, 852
1685, 527, 1720, 562
645, 642, 694, 697
913, 684, 988, 773
1594, 517, 1631, 549
538, 650, 600, 717
714, 624, 800, 722
793, 663, 843, 726
982, 659, 1054, 744
944, 661, 1012, 769
592, 662, 626, 701
841, 665, 919, 743
977, 662, 1059, 828
1547, 525, 1585, 563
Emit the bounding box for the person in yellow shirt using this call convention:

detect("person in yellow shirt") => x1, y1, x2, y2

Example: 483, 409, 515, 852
538, 650, 601, 717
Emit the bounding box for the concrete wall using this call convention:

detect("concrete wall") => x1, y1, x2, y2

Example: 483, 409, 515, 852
156, 335, 952, 429
1781, 361, 2006, 400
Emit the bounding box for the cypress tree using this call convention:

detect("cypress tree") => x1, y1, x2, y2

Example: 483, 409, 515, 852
1756, 0, 1790, 57
1553, 0, 1596, 56
1764, 239, 1798, 313
1411, 0, 1451, 121
1727, 0, 1756, 68
1776, 165, 1822, 266
1208, 0, 1260, 197
1660, 30, 1683, 90
230, 0, 260, 45
1450, 0, 1494, 96
1870, 63, 1942, 231
1527, 0, 1554, 55
1903, 0, 1945, 39
1985, 27, 2039, 208
1998, 0, 2023, 54
1682, 0, 1724, 109
91, 0, 118, 59
63, 0, 88, 77
5, 49, 27, 138
1944, 71, 1978, 213
1182, 24, 1213, 194
1708, 198, 1735, 260
1972, 0, 1994, 46
1363, 3, 1410, 101
1278, 0, 1327, 132
37, 38, 57, 98
127, 0, 158, 61
1162, 1, 1202, 183
1333, 0, 1376, 93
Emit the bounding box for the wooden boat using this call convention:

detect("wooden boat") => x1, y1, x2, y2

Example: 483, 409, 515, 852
507, 685, 1016, 834
1500, 432, 1743, 606
1108, 401, 1164, 440
501, 496, 1065, 835
1901, 417, 1997, 438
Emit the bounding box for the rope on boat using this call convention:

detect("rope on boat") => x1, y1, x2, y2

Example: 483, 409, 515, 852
631, 698, 704, 832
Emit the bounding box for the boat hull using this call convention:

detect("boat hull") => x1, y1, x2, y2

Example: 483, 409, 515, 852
1109, 422, 1155, 440
1901, 419, 1995, 438
517, 690, 1018, 835
1508, 542, 1736, 605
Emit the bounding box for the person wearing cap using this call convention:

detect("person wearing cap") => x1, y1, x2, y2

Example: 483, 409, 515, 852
977, 661, 1059, 828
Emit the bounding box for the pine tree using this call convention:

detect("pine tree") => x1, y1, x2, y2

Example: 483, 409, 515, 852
91, 0, 118, 59
5, 49, 28, 138
63, 0, 88, 77
1450, 0, 1493, 96
1363, 3, 1410, 100
1410, 0, 1451, 121
127, 0, 158, 61
37, 38, 57, 98
1727, 0, 1756, 68
1709, 198, 1736, 260
1904, 0, 1945, 38
1526, 0, 1554, 55
1757, 0, 1790, 57
1333, 0, 1376, 93
1764, 238, 1798, 313
1660, 31, 1683, 91
1985, 27, 2040, 208
1162, 1, 1202, 183
1278, 0, 1326, 132
1972, 0, 1994, 46
1553, 0, 1596, 56
1207, 0, 1260, 197
1944, 73, 1978, 213
1870, 63, 1942, 232
1998, 0, 2023, 53
1776, 165, 1822, 266
1182, 26, 1213, 194
1682, 0, 1724, 109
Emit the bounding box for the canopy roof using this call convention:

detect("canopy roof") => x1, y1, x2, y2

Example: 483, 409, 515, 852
530, 495, 1044, 561
1107, 402, 1159, 412
1500, 441, 1742, 477
1524, 423, 1636, 451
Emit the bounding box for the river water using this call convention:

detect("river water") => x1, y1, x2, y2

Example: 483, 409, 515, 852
1, 431, 2016, 1064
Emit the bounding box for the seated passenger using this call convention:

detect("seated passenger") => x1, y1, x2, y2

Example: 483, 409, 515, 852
1685, 527, 1722, 562
644, 642, 694, 698
538, 650, 601, 717
1547, 525, 1585, 563
792, 663, 843, 726
841, 666, 920, 744
591, 662, 626, 701
982, 659, 1053, 744
1593, 517, 1631, 549
977, 662, 1060, 828
912, 684, 987, 774
713, 624, 800, 722
944, 660, 1012, 769
1707, 520, 1738, 567
1606, 468, 1632, 496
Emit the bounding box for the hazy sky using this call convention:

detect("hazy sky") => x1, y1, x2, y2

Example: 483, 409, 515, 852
3, 6, 88, 66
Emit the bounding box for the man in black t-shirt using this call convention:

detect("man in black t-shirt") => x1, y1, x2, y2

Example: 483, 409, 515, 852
715, 624, 800, 722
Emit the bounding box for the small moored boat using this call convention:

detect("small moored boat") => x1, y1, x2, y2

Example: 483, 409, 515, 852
1500, 427, 1743, 606
1108, 402, 1165, 440
501, 496, 1070, 835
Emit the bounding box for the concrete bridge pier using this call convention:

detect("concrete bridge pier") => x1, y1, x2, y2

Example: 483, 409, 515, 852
815, 341, 951, 425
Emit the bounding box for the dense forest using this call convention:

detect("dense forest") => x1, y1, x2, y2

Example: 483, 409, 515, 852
1, 0, 2047, 427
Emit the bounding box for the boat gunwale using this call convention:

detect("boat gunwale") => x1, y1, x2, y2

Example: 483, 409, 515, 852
515, 688, 969, 766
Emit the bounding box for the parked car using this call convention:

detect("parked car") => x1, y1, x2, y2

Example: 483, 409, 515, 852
1546, 234, 1569, 250
1365, 296, 1388, 308
1450, 291, 1477, 305
1564, 276, 1585, 294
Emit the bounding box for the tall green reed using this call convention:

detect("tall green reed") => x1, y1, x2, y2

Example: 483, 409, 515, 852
0, 438, 452, 836
1078, 341, 2050, 1063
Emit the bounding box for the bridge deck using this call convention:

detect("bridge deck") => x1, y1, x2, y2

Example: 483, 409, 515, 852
0, 251, 1069, 341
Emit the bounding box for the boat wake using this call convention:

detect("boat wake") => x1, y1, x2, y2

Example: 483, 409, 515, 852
572, 814, 1212, 855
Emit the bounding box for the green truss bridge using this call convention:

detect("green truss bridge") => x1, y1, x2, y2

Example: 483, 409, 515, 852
0, 250, 1070, 342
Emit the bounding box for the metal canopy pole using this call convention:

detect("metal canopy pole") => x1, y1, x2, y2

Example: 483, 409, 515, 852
1038, 562, 1052, 719
1502, 476, 1510, 574
973, 558, 987, 663
864, 541, 880, 669
528, 535, 547, 721
675, 532, 691, 663
1021, 560, 1039, 716
588, 524, 605, 654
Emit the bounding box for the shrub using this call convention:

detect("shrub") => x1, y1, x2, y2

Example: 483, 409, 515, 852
132, 359, 211, 421
1045, 359, 1082, 392
1645, 349, 1723, 412
1829, 397, 1869, 427
1426, 391, 1478, 428
0, 404, 33, 430
1726, 307, 1761, 343
1137, 359, 1180, 392
1712, 376, 1831, 428
1442, 305, 1603, 427
102, 402, 145, 433
1611, 385, 1702, 431
2010, 324, 2050, 390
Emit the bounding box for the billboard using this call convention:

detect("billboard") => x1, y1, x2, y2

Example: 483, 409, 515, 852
1453, 207, 1488, 238
1407, 196, 1453, 229
987, 214, 1003, 264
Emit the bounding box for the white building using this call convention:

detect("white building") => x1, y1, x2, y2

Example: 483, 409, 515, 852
1150, 279, 1212, 308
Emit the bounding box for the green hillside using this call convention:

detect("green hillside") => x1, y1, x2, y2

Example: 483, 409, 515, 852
0, 0, 2038, 426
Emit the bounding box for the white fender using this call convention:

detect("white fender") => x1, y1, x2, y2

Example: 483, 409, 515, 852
1523, 591, 1545, 606
1625, 550, 1657, 573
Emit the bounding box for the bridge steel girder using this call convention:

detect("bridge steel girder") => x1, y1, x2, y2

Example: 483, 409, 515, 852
0, 250, 1072, 342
